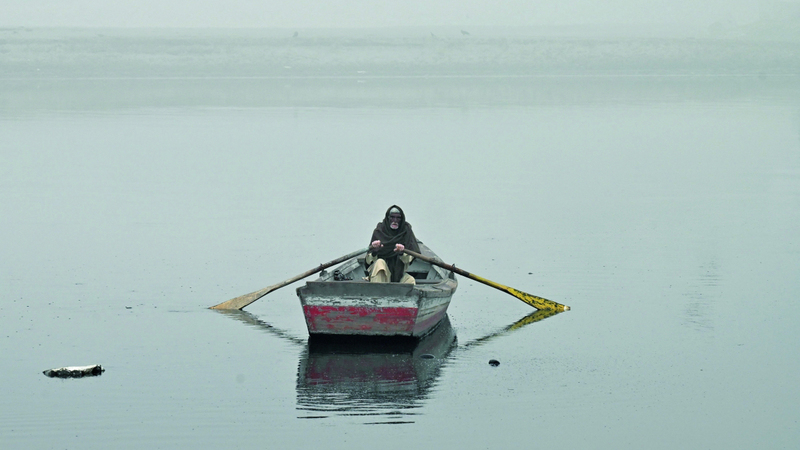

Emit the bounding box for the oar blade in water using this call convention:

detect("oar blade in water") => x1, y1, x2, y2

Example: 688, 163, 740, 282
209, 286, 274, 310
506, 287, 570, 311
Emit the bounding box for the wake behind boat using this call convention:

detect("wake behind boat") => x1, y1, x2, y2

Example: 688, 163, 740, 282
296, 242, 457, 337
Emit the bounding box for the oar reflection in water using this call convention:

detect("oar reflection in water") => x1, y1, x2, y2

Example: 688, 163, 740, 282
212, 309, 306, 347
213, 308, 564, 424
460, 308, 565, 349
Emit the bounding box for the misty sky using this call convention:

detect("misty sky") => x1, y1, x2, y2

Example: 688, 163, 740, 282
3, 1, 765, 28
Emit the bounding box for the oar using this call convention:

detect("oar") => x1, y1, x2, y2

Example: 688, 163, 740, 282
210, 248, 368, 310
403, 249, 570, 312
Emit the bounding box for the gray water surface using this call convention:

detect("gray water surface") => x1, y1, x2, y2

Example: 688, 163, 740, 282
1, 30, 799, 449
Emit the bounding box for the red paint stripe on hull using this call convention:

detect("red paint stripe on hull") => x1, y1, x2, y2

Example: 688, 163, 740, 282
304, 305, 418, 334
412, 306, 449, 336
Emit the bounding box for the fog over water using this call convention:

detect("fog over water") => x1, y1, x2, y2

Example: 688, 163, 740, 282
1, 1, 766, 28
1, 17, 799, 450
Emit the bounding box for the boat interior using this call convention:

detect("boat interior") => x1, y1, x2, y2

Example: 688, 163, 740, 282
318, 242, 451, 284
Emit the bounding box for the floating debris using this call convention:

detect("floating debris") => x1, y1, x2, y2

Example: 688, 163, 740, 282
420, 354, 435, 359
489, 359, 500, 367
43, 364, 104, 378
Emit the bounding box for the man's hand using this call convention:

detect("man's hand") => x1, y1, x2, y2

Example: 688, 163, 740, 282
371, 240, 383, 250
394, 243, 405, 252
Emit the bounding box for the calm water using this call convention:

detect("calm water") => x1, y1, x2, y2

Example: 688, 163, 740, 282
1, 31, 799, 449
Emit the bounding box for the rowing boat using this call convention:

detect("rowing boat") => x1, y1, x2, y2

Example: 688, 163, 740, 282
295, 242, 457, 337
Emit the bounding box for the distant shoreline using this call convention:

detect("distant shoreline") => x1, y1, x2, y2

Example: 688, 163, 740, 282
1, 21, 798, 39
2, 27, 799, 79
2, 27, 798, 113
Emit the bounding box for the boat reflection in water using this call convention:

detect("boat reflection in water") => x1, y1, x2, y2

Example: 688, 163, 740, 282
215, 308, 562, 425
297, 316, 457, 424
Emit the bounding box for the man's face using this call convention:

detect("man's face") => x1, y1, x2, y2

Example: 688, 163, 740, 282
389, 213, 402, 229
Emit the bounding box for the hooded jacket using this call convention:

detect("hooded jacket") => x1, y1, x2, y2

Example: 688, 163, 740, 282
368, 205, 421, 282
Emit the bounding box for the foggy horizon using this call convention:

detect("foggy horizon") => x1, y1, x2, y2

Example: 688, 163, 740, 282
2, 1, 776, 29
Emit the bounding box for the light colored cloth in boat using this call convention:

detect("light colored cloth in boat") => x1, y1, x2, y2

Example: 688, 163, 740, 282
365, 253, 416, 284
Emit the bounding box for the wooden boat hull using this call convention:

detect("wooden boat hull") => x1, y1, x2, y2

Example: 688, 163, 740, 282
296, 244, 457, 337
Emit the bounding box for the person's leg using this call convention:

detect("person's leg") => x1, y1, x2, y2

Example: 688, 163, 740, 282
369, 258, 391, 283
399, 272, 417, 285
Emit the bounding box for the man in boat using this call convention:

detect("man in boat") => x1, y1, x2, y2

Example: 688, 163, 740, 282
366, 205, 420, 284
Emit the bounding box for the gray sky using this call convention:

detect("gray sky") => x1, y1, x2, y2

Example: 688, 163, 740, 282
3, 1, 764, 28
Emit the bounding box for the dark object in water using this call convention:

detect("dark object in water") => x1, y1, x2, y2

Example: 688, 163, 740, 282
43, 364, 104, 378
489, 359, 500, 367
420, 353, 435, 359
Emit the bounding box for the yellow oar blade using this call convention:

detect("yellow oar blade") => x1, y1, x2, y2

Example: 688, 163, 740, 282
506, 287, 570, 312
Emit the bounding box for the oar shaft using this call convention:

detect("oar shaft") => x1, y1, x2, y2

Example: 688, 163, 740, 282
403, 249, 569, 312
278, 248, 367, 287
210, 247, 369, 310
